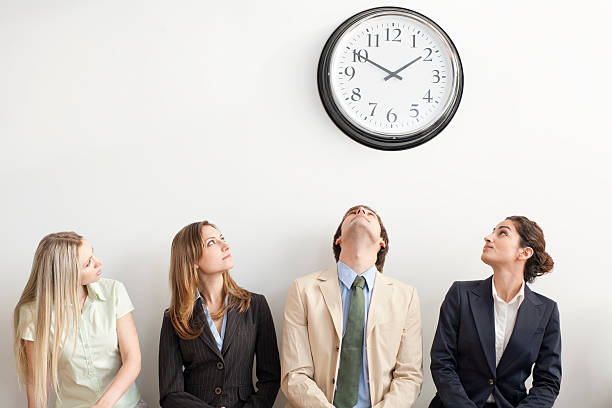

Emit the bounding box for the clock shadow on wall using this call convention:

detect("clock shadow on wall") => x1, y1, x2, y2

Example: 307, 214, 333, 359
318, 7, 464, 151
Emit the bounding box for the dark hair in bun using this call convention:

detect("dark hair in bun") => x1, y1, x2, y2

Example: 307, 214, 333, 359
506, 216, 554, 283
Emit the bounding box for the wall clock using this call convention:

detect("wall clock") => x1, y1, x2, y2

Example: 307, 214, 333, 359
318, 7, 463, 150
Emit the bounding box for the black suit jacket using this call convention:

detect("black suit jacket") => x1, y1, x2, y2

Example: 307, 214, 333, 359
159, 293, 280, 408
429, 277, 561, 408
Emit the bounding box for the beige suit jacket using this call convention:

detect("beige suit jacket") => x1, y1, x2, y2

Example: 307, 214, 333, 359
281, 267, 422, 408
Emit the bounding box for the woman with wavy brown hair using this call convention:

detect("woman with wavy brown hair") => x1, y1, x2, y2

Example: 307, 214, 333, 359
429, 216, 561, 408
159, 221, 280, 408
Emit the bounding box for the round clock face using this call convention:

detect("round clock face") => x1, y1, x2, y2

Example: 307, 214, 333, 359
318, 7, 463, 150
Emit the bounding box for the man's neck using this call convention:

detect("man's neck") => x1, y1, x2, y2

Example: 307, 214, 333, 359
338, 240, 378, 275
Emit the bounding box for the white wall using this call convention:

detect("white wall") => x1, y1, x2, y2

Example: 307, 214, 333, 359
1, 0, 611, 406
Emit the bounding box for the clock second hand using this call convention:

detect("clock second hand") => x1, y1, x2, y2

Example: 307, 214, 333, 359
384, 56, 422, 81
362, 56, 403, 80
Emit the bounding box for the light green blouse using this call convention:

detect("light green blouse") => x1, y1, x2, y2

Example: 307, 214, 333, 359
19, 278, 142, 408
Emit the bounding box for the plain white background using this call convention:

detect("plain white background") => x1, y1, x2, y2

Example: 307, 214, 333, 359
1, 1, 611, 406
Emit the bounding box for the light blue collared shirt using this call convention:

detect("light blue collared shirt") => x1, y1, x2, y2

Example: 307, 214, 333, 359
196, 291, 228, 351
337, 261, 377, 408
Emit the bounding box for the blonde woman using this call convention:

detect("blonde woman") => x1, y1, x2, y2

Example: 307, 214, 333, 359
159, 221, 280, 407
13, 232, 147, 408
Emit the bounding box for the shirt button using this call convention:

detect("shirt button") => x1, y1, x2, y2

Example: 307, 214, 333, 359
217, 362, 224, 370
214, 387, 222, 395
488, 378, 495, 385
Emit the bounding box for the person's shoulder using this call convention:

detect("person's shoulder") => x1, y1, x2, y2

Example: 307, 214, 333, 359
293, 268, 335, 286
247, 291, 266, 304
292, 267, 338, 290
18, 300, 36, 312
453, 279, 485, 290
375, 274, 420, 310
91, 278, 131, 301
528, 287, 558, 307
17, 301, 37, 340
96, 277, 123, 289
18, 301, 36, 320
245, 292, 273, 316
160, 308, 179, 335
378, 273, 415, 292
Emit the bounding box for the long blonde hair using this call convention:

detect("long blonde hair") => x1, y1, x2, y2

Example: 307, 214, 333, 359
13, 232, 84, 407
168, 221, 251, 340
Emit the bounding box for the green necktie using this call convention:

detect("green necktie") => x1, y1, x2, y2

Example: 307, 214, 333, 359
333, 275, 366, 408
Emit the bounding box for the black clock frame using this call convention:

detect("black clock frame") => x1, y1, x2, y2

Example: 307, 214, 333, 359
317, 6, 464, 151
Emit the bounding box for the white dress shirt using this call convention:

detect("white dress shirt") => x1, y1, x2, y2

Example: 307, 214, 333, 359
487, 278, 525, 403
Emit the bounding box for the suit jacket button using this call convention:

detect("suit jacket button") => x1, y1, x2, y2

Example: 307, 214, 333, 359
488, 379, 495, 385
215, 386, 222, 395
217, 362, 224, 370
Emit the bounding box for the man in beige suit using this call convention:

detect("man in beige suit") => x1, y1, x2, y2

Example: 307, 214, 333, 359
281, 205, 422, 408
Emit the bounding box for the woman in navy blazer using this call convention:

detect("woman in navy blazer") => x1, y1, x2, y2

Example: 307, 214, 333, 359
430, 216, 561, 408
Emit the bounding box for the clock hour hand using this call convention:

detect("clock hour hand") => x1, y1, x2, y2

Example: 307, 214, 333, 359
384, 56, 422, 81
363, 56, 403, 80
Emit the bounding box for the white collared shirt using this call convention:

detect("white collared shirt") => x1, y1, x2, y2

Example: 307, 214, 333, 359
487, 278, 525, 402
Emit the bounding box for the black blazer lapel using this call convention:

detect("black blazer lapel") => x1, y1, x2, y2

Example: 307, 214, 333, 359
193, 300, 224, 360
468, 277, 496, 376
221, 306, 240, 356
497, 285, 544, 374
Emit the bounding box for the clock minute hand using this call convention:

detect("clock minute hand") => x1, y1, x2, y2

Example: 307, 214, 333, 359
363, 56, 403, 80
384, 56, 422, 81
